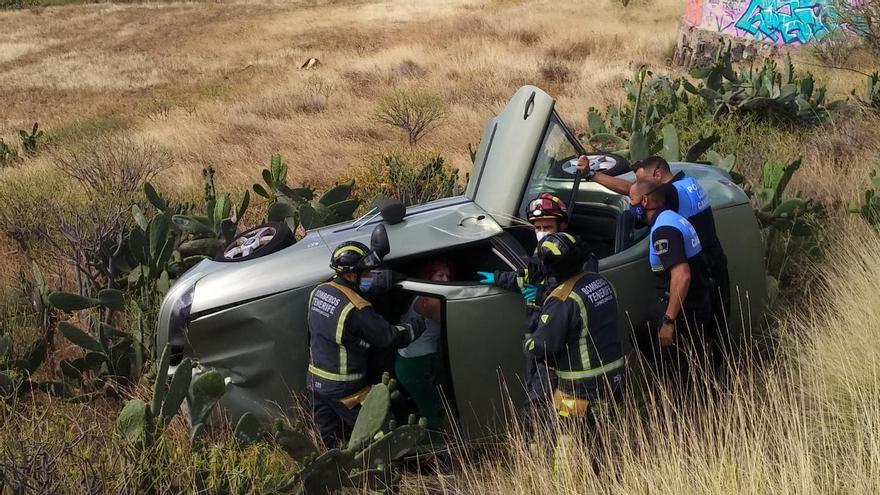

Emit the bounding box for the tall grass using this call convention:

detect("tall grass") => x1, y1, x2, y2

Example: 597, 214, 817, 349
433, 221, 880, 494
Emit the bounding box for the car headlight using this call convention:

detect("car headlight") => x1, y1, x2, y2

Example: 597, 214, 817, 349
167, 284, 195, 363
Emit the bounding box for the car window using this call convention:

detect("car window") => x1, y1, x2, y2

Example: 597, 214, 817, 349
519, 114, 582, 215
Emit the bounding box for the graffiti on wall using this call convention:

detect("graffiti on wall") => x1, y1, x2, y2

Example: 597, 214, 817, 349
735, 0, 830, 43
684, 0, 837, 45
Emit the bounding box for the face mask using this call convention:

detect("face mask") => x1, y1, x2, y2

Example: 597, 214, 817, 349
358, 276, 374, 294
535, 231, 550, 242
628, 203, 647, 223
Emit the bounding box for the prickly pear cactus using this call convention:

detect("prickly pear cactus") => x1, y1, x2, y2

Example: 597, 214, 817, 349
277, 372, 428, 495
273, 418, 319, 463
233, 412, 264, 447
117, 399, 154, 446
355, 416, 427, 470
288, 448, 356, 495
347, 372, 398, 451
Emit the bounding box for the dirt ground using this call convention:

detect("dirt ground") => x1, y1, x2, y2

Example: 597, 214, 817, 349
1, 0, 691, 189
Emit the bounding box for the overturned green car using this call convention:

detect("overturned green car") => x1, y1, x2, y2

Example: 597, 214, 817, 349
156, 85, 768, 441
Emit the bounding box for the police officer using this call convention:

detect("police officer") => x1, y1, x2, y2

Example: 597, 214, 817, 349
525, 232, 625, 428
477, 193, 572, 417
628, 180, 714, 387
308, 241, 426, 448
579, 155, 730, 329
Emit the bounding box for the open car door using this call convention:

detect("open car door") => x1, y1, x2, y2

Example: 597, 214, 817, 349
397, 280, 527, 441
466, 86, 556, 226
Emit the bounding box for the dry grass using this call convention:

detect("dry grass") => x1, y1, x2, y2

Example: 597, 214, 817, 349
419, 220, 880, 494
2, 2, 880, 491
0, 0, 687, 192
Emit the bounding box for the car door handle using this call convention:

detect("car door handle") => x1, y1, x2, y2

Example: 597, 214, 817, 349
523, 91, 535, 120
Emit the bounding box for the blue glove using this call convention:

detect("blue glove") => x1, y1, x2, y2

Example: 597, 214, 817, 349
521, 284, 538, 303
477, 271, 495, 285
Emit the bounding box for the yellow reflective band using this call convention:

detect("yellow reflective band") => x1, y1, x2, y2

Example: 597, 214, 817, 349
569, 292, 591, 370
308, 364, 365, 382
561, 232, 576, 243
334, 245, 366, 257
541, 314, 550, 324
336, 303, 354, 375
556, 357, 626, 380
527, 339, 536, 351
541, 240, 562, 255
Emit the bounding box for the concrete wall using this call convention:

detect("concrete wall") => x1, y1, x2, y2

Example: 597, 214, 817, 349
685, 0, 836, 45
674, 0, 841, 66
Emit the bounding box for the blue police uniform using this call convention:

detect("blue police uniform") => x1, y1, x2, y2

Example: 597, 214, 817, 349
668, 172, 730, 325
307, 277, 421, 447
641, 208, 714, 385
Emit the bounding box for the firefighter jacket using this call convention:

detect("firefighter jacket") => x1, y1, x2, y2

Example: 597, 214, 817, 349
524, 272, 624, 394
307, 277, 420, 397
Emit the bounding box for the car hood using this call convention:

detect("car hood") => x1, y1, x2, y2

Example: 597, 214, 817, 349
183, 197, 501, 315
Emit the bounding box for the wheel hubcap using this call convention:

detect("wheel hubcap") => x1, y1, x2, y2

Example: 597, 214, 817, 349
223, 226, 276, 260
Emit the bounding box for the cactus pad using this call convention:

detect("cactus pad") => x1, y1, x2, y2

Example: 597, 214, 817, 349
188, 369, 226, 431
354, 424, 425, 470
289, 448, 356, 495
159, 358, 192, 425
347, 382, 391, 452
117, 399, 153, 446
47, 292, 102, 312
233, 412, 263, 448
273, 420, 318, 463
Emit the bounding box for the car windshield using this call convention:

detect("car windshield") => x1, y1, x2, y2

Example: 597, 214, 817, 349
519, 113, 581, 215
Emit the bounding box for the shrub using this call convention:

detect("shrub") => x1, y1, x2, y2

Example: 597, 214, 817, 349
539, 60, 572, 86
19, 123, 44, 155
810, 29, 854, 65
374, 88, 448, 146
53, 135, 170, 198
852, 71, 880, 112
0, 139, 19, 167
831, 0, 880, 53
351, 150, 464, 209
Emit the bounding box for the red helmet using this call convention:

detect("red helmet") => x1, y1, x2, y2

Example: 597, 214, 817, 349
526, 193, 569, 224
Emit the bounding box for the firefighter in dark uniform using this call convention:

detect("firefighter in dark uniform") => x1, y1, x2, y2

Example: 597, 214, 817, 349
307, 241, 425, 448
524, 232, 625, 428
579, 155, 730, 333
477, 193, 572, 417
628, 180, 714, 387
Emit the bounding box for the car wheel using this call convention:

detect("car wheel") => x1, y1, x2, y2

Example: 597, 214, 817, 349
590, 153, 631, 177
216, 222, 294, 262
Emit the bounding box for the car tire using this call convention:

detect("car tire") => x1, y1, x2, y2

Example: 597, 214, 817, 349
591, 153, 631, 177
216, 222, 295, 262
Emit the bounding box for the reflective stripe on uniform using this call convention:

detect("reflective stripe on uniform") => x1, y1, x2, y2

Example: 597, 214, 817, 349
335, 303, 355, 375
568, 291, 591, 371
308, 364, 365, 382
556, 356, 625, 380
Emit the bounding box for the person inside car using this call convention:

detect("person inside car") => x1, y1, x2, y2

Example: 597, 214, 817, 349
307, 241, 426, 448
394, 257, 453, 432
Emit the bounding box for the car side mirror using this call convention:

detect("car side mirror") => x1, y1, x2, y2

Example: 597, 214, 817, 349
378, 199, 406, 225
370, 224, 391, 262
